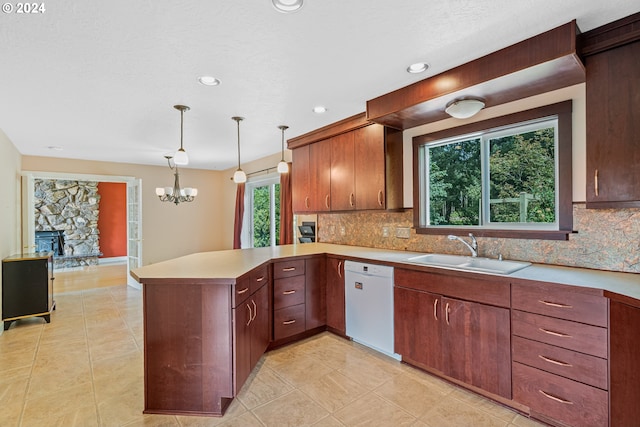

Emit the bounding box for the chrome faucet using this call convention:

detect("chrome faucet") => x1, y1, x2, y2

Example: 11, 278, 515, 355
447, 233, 478, 257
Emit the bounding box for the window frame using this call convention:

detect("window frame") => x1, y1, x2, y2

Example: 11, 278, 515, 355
412, 101, 573, 240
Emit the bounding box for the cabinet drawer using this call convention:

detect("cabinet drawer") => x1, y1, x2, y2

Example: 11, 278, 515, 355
232, 278, 252, 307
513, 362, 608, 427
273, 259, 305, 279
274, 276, 305, 310
273, 304, 306, 340
250, 264, 270, 295
512, 335, 607, 390
512, 281, 607, 327
512, 310, 607, 358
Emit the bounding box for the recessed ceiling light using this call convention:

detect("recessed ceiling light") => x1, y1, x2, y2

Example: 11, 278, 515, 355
312, 106, 327, 114
47, 145, 63, 151
197, 76, 221, 86
407, 62, 429, 74
272, 0, 303, 13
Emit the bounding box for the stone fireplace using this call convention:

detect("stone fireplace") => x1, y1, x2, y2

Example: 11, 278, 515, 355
34, 179, 101, 268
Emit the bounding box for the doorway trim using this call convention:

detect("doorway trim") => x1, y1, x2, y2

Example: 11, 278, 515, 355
21, 171, 143, 289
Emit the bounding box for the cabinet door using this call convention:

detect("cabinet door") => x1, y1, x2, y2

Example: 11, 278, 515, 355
250, 284, 270, 369
233, 301, 252, 394
586, 41, 640, 208
292, 145, 311, 212
309, 140, 332, 211
394, 286, 443, 372
330, 132, 356, 211
305, 257, 326, 330
442, 297, 511, 399
326, 257, 345, 334
354, 124, 386, 210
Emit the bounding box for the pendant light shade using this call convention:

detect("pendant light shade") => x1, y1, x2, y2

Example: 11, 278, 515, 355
232, 116, 247, 184
277, 125, 289, 174
173, 105, 190, 165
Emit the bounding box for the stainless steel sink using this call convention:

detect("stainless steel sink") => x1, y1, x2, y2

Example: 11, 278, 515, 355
406, 253, 531, 275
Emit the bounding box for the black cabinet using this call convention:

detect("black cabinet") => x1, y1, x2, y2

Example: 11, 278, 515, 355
2, 253, 55, 330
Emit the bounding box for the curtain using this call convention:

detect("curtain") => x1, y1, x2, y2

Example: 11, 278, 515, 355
233, 182, 245, 249
279, 162, 293, 245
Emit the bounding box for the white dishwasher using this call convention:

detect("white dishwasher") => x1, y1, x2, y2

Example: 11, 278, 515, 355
344, 261, 400, 360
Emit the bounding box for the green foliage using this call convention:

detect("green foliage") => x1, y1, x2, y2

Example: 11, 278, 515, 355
489, 128, 555, 223
429, 139, 481, 226
252, 183, 281, 248
427, 125, 556, 226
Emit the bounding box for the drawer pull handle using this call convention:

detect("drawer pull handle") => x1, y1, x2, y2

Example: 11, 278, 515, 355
349, 193, 355, 207
237, 287, 249, 295
538, 354, 573, 367
337, 261, 343, 278
433, 299, 438, 321
445, 302, 450, 325
539, 327, 571, 338
283, 319, 296, 325
283, 290, 296, 295
282, 267, 296, 272
325, 194, 330, 208
246, 304, 252, 326
539, 390, 573, 405
539, 300, 573, 309
251, 300, 257, 322
377, 190, 383, 206
256, 276, 265, 282
594, 169, 599, 197
305, 196, 310, 209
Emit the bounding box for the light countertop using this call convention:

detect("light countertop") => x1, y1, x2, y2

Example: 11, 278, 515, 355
132, 243, 640, 302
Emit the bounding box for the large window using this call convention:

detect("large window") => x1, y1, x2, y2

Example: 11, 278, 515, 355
413, 101, 572, 240
246, 176, 280, 248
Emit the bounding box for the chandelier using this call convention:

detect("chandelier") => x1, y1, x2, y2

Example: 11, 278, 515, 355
155, 105, 198, 205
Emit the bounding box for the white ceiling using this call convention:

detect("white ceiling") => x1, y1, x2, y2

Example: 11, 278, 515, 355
1, 0, 638, 171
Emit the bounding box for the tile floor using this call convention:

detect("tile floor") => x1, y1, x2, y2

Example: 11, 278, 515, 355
0, 285, 546, 427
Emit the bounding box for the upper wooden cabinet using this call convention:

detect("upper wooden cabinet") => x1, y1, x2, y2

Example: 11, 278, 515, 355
289, 113, 403, 213
581, 13, 640, 208
292, 141, 332, 212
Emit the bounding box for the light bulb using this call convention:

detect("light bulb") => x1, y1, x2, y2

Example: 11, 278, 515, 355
233, 169, 247, 183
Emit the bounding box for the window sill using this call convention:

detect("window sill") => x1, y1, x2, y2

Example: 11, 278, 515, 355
415, 227, 573, 241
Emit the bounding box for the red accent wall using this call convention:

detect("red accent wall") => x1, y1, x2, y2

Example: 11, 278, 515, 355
97, 182, 127, 258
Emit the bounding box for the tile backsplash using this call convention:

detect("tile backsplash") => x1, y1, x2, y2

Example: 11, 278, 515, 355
318, 203, 640, 274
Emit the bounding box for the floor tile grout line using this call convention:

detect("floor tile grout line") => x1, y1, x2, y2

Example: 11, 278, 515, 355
82, 288, 102, 426
17, 321, 45, 427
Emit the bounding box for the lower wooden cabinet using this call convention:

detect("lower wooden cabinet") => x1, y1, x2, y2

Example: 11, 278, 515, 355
513, 363, 608, 427
326, 257, 346, 334
394, 268, 511, 399
233, 282, 269, 393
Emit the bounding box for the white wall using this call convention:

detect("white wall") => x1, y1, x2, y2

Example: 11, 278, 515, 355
401, 84, 586, 207
0, 129, 22, 335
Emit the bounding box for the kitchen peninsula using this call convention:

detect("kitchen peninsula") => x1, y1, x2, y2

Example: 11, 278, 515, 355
132, 243, 640, 425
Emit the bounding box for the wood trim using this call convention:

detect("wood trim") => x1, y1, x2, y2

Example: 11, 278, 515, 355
366, 21, 583, 130
578, 11, 640, 57
287, 112, 369, 149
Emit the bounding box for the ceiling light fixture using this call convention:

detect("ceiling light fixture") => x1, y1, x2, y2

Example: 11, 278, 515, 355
444, 98, 486, 119
173, 105, 190, 165
277, 125, 289, 174
232, 116, 247, 184
272, 0, 303, 13
407, 62, 428, 74
197, 76, 221, 86
155, 155, 198, 205
312, 106, 327, 114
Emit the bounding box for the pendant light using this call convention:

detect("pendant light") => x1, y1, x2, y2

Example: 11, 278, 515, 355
173, 105, 190, 165
232, 116, 247, 183
277, 125, 289, 174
